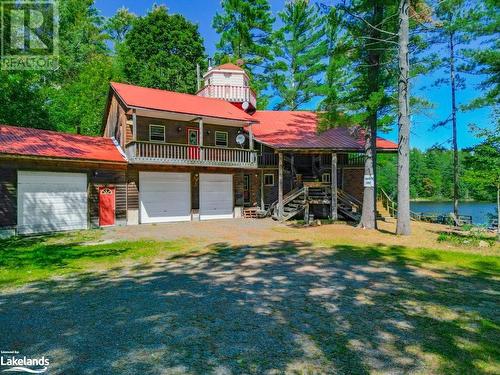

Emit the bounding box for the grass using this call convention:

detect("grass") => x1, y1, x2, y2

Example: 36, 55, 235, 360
0, 230, 193, 287
437, 230, 497, 247
0, 229, 499, 374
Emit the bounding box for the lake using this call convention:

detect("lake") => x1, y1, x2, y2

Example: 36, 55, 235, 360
410, 201, 497, 225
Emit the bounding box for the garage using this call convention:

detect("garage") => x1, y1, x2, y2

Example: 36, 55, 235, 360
200, 173, 233, 220
140, 172, 191, 223
17, 171, 88, 235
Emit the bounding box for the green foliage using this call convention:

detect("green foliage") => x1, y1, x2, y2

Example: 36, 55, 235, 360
377, 144, 498, 202
213, 0, 274, 108
119, 5, 206, 94
463, 124, 500, 201
267, 0, 327, 110
437, 230, 496, 247
104, 7, 136, 44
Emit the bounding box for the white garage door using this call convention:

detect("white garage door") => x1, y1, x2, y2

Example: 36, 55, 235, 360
200, 174, 233, 220
140, 172, 191, 223
17, 171, 88, 235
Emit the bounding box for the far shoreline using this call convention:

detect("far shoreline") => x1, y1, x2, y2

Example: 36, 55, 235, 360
410, 199, 495, 203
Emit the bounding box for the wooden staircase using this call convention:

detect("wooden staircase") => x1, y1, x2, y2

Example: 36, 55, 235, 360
269, 186, 368, 223
270, 187, 308, 221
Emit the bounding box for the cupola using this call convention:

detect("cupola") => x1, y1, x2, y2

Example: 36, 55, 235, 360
196, 62, 256, 112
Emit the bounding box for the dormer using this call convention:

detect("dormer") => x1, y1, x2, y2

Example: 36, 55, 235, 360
196, 63, 256, 112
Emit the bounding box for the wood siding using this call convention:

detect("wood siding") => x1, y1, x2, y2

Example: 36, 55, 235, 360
342, 168, 364, 202
0, 158, 127, 230
0, 167, 17, 227
134, 116, 244, 148
103, 93, 129, 148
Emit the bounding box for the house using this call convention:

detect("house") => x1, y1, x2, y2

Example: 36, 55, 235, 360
0, 63, 397, 236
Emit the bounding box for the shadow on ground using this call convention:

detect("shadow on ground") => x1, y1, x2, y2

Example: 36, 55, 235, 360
0, 240, 498, 374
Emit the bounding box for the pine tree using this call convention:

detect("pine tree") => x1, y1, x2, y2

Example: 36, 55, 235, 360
423, 0, 477, 218
268, 0, 327, 110
213, 0, 274, 107
396, 0, 411, 235
322, 0, 398, 230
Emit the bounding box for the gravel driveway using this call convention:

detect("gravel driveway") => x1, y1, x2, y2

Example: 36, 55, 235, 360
0, 238, 497, 374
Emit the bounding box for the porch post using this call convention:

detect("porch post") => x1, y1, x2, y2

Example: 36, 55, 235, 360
132, 109, 137, 141
331, 152, 338, 220
248, 123, 254, 150
260, 169, 265, 209
198, 117, 204, 160
278, 151, 284, 220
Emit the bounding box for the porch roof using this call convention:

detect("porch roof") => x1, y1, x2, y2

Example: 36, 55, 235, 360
251, 111, 397, 151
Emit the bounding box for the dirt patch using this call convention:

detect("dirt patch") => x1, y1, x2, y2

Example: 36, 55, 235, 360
102, 219, 499, 255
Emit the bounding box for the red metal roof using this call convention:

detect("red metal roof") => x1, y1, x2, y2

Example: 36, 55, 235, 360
0, 125, 126, 163
214, 63, 246, 71
111, 82, 254, 122
251, 111, 397, 150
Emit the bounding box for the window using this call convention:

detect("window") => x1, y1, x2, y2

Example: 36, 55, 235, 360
264, 174, 274, 186
149, 125, 165, 142
215, 131, 228, 147
322, 173, 331, 183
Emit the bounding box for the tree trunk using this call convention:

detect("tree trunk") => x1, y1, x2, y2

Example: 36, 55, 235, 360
396, 0, 411, 235
450, 32, 459, 217
358, 2, 382, 230
358, 128, 376, 229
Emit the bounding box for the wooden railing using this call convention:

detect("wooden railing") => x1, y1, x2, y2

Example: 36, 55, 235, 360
379, 188, 421, 221
258, 153, 278, 167
126, 141, 258, 168
197, 84, 257, 108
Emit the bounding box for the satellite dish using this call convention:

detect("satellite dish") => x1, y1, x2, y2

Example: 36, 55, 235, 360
241, 101, 250, 111
236, 134, 246, 145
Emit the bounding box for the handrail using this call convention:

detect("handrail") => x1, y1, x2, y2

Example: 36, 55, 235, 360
283, 187, 306, 206
379, 188, 421, 221
126, 140, 254, 153
126, 141, 258, 167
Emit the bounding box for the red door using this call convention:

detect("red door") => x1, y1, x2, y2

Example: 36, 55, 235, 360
99, 186, 115, 226
187, 128, 200, 159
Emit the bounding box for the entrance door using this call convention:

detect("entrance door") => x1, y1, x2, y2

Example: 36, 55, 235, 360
99, 186, 115, 226
187, 128, 200, 160
243, 174, 250, 205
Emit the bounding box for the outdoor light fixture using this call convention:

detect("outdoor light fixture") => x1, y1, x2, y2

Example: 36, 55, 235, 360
206, 130, 211, 135
177, 127, 182, 132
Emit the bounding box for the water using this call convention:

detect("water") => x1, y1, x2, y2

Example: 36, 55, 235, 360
410, 201, 497, 225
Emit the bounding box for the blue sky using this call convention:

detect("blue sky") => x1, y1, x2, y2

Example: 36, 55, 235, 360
94, 0, 493, 150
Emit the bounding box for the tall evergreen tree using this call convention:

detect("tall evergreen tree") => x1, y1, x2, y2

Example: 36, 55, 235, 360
268, 0, 328, 110
322, 0, 397, 229
397, 0, 411, 235
423, 0, 476, 217
463, 0, 499, 111
119, 5, 206, 94
213, 0, 274, 107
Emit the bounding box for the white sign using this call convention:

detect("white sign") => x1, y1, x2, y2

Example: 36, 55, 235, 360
364, 174, 374, 188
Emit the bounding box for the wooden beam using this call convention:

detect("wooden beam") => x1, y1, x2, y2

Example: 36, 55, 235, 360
199, 117, 204, 160
132, 109, 137, 141
278, 152, 283, 220
248, 123, 254, 150
260, 169, 265, 209
331, 152, 338, 220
